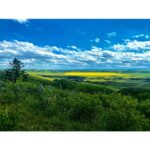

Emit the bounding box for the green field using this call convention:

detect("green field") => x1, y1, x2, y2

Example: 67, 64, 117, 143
27, 70, 150, 90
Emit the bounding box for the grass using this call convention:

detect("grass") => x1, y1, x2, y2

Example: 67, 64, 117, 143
28, 72, 54, 81
128, 72, 150, 78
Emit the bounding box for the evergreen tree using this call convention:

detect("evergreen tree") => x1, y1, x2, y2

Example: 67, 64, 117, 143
5, 58, 27, 83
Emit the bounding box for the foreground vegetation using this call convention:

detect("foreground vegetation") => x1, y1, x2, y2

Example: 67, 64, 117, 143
1, 59, 150, 131
1, 69, 150, 131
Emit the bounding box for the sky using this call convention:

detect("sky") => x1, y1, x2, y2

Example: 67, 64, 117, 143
1, 19, 150, 70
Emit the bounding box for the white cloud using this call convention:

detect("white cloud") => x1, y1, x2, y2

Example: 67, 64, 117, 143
1, 40, 150, 69
14, 19, 29, 24
133, 34, 150, 39
145, 35, 149, 39
90, 38, 101, 43
123, 39, 131, 42
113, 40, 150, 51
106, 32, 117, 37
113, 44, 125, 51
67, 45, 78, 50
133, 34, 145, 38
94, 38, 100, 43
21, 59, 36, 64
104, 40, 111, 44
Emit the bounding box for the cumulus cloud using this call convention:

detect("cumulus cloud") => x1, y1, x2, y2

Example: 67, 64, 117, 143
1, 40, 150, 69
14, 19, 29, 24
94, 38, 100, 43
67, 45, 78, 50
113, 40, 150, 52
21, 58, 36, 64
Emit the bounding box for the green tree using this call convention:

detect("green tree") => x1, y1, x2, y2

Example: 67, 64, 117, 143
5, 58, 27, 83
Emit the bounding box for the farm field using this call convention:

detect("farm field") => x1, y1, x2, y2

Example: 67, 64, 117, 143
27, 70, 150, 89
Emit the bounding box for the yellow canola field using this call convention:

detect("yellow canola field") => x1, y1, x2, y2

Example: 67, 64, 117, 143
64, 72, 129, 77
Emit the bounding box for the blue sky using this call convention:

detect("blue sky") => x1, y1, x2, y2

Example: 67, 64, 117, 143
1, 19, 150, 69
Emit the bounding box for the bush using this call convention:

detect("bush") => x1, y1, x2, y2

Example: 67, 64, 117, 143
0, 106, 18, 131
69, 93, 101, 122
100, 94, 149, 131
119, 88, 150, 101
138, 99, 150, 118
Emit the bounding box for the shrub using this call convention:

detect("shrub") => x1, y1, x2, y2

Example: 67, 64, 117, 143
0, 106, 18, 131
69, 93, 101, 122
100, 94, 149, 131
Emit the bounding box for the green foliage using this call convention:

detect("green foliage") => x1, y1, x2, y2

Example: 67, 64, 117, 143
69, 93, 101, 122
4, 58, 28, 83
99, 94, 148, 131
0, 71, 5, 80
138, 99, 150, 118
52, 79, 114, 94
0, 106, 18, 131
119, 88, 150, 101
0, 73, 150, 130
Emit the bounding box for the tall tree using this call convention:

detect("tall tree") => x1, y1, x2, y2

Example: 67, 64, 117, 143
5, 58, 27, 83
